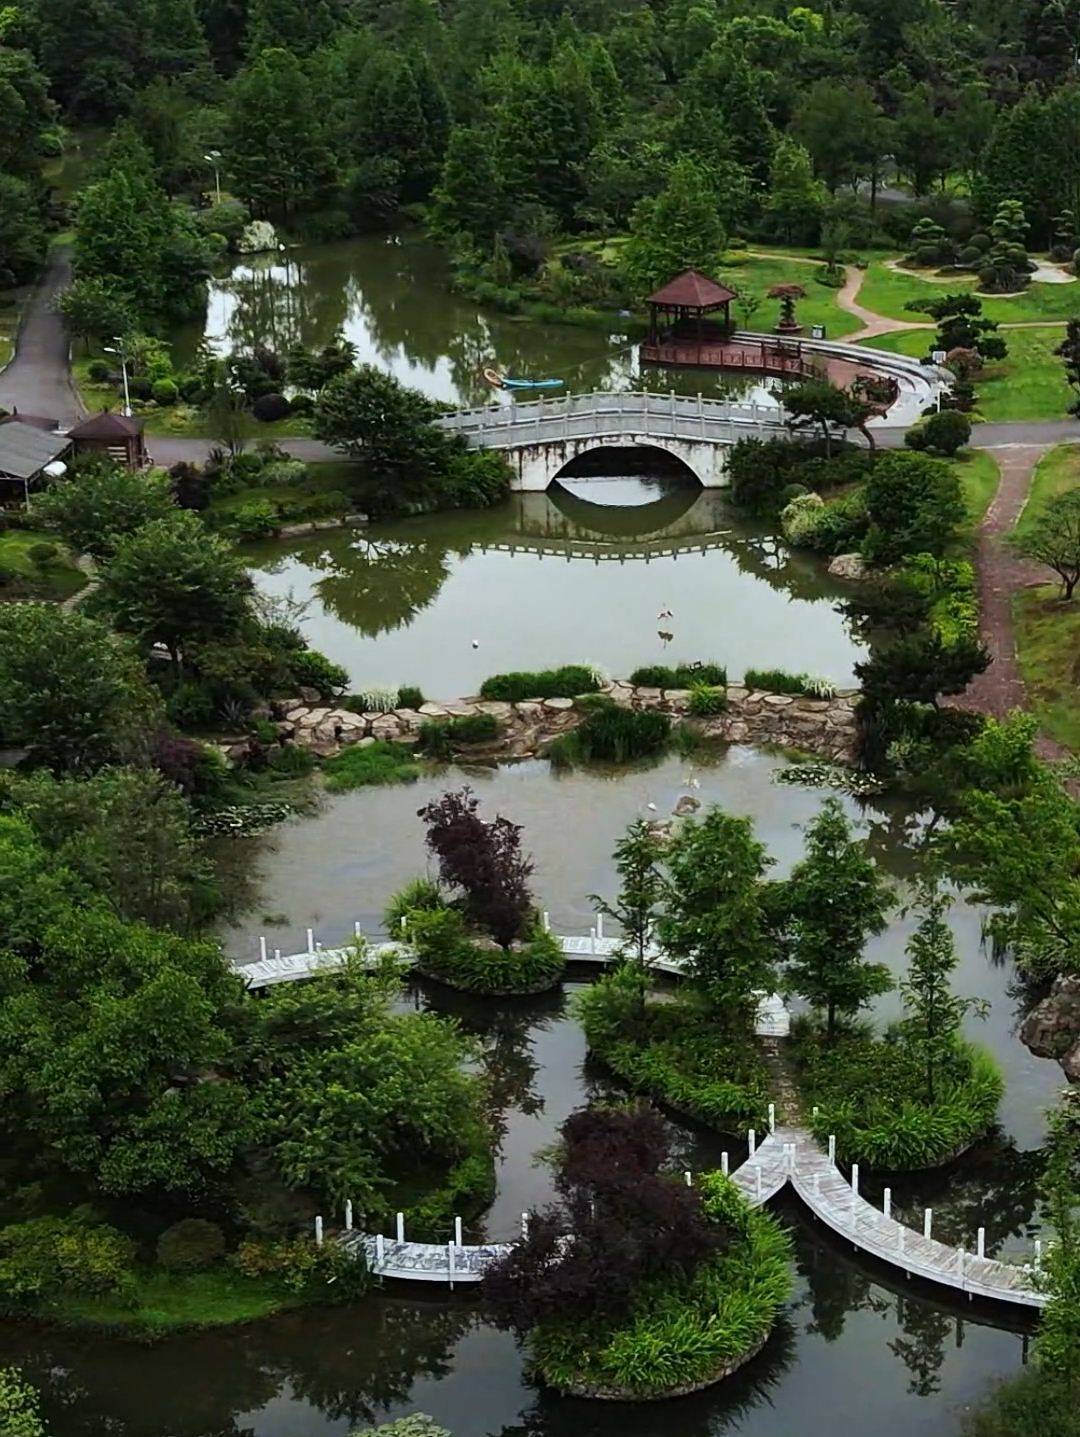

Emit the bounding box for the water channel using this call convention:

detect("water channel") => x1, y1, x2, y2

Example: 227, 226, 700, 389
7, 237, 1053, 1437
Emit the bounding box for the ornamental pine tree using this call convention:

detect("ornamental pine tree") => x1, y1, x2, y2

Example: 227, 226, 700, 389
783, 799, 894, 1037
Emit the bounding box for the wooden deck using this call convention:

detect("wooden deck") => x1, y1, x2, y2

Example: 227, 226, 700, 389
640, 340, 813, 377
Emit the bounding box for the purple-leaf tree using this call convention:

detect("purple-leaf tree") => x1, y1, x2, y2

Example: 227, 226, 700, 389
417, 788, 534, 948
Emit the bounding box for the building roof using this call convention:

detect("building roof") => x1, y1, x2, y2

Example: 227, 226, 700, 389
0, 412, 59, 432
0, 420, 71, 482
67, 409, 145, 440
646, 270, 738, 309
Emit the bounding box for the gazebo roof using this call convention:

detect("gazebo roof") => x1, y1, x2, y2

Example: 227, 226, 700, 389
646, 270, 738, 309
67, 409, 145, 439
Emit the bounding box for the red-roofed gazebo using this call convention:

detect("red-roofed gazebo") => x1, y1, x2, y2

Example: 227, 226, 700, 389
645, 270, 737, 351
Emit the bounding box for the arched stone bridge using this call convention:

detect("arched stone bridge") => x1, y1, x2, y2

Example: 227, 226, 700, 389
436, 391, 791, 491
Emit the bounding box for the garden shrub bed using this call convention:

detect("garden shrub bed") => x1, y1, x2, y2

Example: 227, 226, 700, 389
530, 1173, 791, 1399
406, 905, 565, 994
550, 707, 672, 766
388, 1146, 498, 1243
321, 741, 420, 791
580, 978, 770, 1134
478, 665, 601, 702
417, 713, 500, 756
629, 662, 727, 689
742, 669, 837, 698
791, 1019, 1004, 1170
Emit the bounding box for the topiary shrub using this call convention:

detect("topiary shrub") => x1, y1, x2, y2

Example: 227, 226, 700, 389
628, 662, 726, 689
251, 392, 292, 423
288, 392, 314, 416
906, 408, 972, 457
87, 358, 111, 382
152, 377, 178, 406
968, 232, 991, 252
397, 685, 425, 710
26, 542, 58, 565
957, 245, 983, 268
286, 648, 348, 696
156, 1218, 227, 1272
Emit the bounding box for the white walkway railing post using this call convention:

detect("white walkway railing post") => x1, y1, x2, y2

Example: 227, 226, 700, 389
684, 1171, 692, 1187
924, 1209, 933, 1240
883, 1187, 891, 1221
259, 935, 268, 962
1035, 1239, 1043, 1271
748, 1128, 756, 1156
306, 927, 315, 955
315, 1216, 324, 1246
447, 1241, 455, 1290
521, 1212, 529, 1238
851, 1164, 859, 1199
344, 1200, 353, 1232
722, 1152, 729, 1176
828, 1135, 836, 1164
768, 1102, 775, 1133
977, 1227, 985, 1259
396, 1212, 405, 1242
454, 1216, 463, 1246
376, 1232, 384, 1266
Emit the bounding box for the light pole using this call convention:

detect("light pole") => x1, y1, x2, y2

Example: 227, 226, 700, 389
279, 242, 292, 341
204, 150, 222, 206
103, 340, 132, 417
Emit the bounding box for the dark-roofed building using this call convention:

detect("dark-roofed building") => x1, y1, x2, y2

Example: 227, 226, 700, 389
68, 409, 148, 469
645, 269, 738, 353
0, 418, 71, 503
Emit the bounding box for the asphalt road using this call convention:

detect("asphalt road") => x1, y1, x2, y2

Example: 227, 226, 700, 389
0, 249, 84, 426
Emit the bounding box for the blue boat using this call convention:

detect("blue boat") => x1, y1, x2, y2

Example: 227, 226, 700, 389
484, 367, 564, 391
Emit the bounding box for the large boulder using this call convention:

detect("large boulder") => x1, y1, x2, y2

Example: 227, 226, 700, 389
828, 553, 868, 581
1020, 975, 1080, 1076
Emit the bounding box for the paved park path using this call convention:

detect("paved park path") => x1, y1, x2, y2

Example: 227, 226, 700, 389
0, 248, 83, 425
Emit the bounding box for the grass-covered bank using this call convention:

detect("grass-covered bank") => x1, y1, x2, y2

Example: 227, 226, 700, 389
40, 1268, 312, 1335
0, 529, 87, 600
1011, 446, 1080, 750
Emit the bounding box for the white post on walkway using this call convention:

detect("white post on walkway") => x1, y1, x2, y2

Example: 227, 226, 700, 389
590, 926, 596, 955
454, 1216, 463, 1247
306, 927, 315, 955
521, 1212, 529, 1239
355, 920, 363, 938
396, 1212, 405, 1242
447, 1242, 455, 1290
977, 1227, 985, 1259
274, 948, 281, 961
344, 1200, 353, 1232
315, 1216, 324, 1246
851, 1164, 859, 1199
259, 935, 268, 962
828, 1135, 836, 1165
543, 911, 550, 931
883, 1187, 891, 1221
597, 913, 604, 941
684, 1171, 692, 1187
924, 1209, 933, 1240
748, 1128, 756, 1156
1035, 1239, 1043, 1271
722, 1152, 729, 1176
375, 1232, 384, 1266
768, 1103, 775, 1133
812, 1106, 819, 1120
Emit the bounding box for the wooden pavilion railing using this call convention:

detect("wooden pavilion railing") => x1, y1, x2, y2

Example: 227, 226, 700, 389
640, 337, 816, 379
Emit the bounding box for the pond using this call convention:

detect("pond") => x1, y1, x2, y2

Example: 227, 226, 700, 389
247, 477, 861, 696
2, 749, 1055, 1436
175, 233, 783, 410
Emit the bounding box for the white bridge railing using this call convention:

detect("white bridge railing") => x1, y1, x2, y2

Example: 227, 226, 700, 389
436, 390, 789, 449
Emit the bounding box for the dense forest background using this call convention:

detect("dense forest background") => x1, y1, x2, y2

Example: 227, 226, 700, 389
1, 0, 1079, 325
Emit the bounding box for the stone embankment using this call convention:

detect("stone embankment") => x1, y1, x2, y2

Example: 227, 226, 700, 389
270, 681, 860, 764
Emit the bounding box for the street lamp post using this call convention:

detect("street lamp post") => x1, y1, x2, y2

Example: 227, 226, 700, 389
204, 150, 222, 206
103, 341, 132, 417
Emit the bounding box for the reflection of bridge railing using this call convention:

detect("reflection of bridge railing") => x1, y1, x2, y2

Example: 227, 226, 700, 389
476, 534, 733, 561
436, 390, 789, 449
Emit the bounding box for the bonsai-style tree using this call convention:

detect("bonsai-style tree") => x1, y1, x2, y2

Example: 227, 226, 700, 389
780, 377, 877, 456
418, 788, 534, 948
980, 199, 1031, 294
781, 799, 894, 1037
768, 282, 807, 333
903, 293, 1007, 364
1012, 486, 1080, 599
897, 881, 988, 1104
1055, 317, 1080, 419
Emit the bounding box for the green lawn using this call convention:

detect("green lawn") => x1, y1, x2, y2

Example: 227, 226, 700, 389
0, 294, 19, 370
53, 1268, 303, 1334
73, 357, 310, 440
1009, 445, 1080, 751
1014, 443, 1080, 541
855, 261, 1080, 326
953, 449, 1000, 531
0, 529, 86, 600
858, 326, 1073, 422
719, 254, 845, 336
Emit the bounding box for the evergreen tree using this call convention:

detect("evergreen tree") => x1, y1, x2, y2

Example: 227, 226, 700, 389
33, 0, 146, 119
430, 126, 505, 246
0, 48, 56, 180
685, 46, 776, 180
656, 807, 777, 1035
763, 136, 826, 244
897, 882, 988, 1105
1055, 318, 1080, 420
0, 176, 47, 287
592, 819, 668, 965
245, 0, 340, 55
623, 156, 726, 297
227, 47, 337, 217
144, 0, 213, 85
782, 799, 894, 1037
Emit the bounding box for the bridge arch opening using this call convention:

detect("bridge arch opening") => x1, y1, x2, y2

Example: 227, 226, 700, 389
550, 444, 703, 501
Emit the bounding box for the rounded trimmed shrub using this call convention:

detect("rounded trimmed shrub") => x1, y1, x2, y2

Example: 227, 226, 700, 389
152, 377, 179, 406
251, 392, 292, 423
87, 359, 111, 382
156, 1218, 226, 1272
26, 542, 58, 565
230, 499, 279, 540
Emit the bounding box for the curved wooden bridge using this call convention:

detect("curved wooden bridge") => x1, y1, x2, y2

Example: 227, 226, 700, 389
235, 928, 1046, 1310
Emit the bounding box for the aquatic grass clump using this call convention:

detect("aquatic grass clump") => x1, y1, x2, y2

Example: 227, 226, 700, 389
417, 713, 500, 757
552, 708, 672, 767
322, 741, 419, 791
404, 905, 564, 994
774, 762, 884, 796
629, 662, 727, 689
743, 668, 837, 698
397, 685, 426, 710
478, 665, 601, 703
793, 1020, 1004, 1169
343, 686, 399, 714
688, 683, 726, 717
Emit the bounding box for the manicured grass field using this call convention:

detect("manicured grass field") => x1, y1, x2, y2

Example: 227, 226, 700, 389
1010, 445, 1080, 751
953, 449, 1000, 531
855, 261, 1080, 326
719, 254, 845, 336
858, 326, 1073, 422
